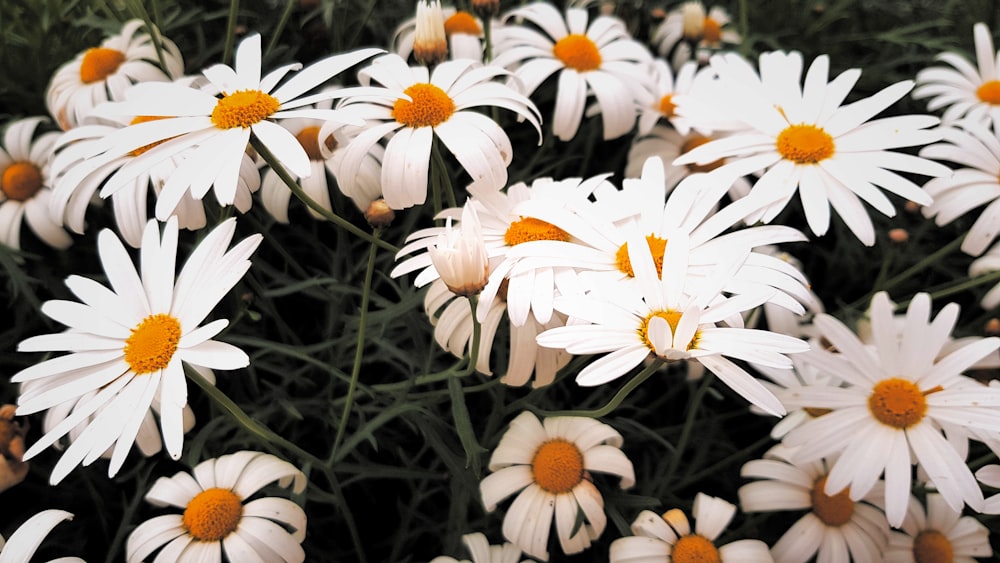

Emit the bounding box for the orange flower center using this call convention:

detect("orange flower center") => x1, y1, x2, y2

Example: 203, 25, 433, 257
1, 162, 43, 202
392, 83, 456, 128
79, 47, 126, 84
672, 534, 721, 563
503, 217, 570, 246
868, 377, 932, 429
210, 89, 280, 129
129, 116, 174, 157
776, 124, 835, 164
615, 234, 667, 277
531, 439, 584, 494
658, 94, 677, 117
553, 34, 602, 72
681, 136, 725, 173
123, 314, 182, 375
295, 125, 336, 161
811, 475, 854, 526
913, 529, 953, 563
445, 11, 481, 36
702, 17, 722, 43
182, 488, 244, 542
977, 80, 1000, 104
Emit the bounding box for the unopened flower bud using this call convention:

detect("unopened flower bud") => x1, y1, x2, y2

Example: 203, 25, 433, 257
428, 204, 489, 296
414, 0, 448, 67
888, 228, 908, 244
471, 0, 499, 20
365, 198, 395, 228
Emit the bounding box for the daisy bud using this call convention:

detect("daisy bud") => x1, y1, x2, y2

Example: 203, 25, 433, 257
414, 0, 448, 67
681, 1, 707, 40
986, 318, 1000, 336
428, 205, 489, 297
905, 200, 922, 213
471, 0, 499, 20
365, 198, 395, 228
888, 228, 909, 244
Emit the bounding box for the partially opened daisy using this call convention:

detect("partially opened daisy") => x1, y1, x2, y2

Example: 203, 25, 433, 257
394, 4, 487, 62
80, 33, 381, 220
479, 411, 635, 560
333, 53, 541, 209
914, 22, 1000, 126
674, 51, 950, 246
739, 444, 889, 563
609, 493, 773, 563
126, 450, 307, 562
429, 532, 530, 563
46, 19, 184, 130
0, 117, 72, 250
884, 493, 992, 563
651, 1, 741, 69
13, 217, 262, 484
492, 2, 652, 141
781, 291, 1000, 526
0, 509, 84, 562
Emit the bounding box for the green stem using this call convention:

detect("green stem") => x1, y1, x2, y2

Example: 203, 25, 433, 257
126, 0, 168, 74
431, 138, 457, 212
664, 372, 715, 484
222, 0, 240, 66
673, 434, 774, 490
537, 359, 663, 418
250, 136, 398, 253
265, 0, 297, 58
329, 229, 381, 463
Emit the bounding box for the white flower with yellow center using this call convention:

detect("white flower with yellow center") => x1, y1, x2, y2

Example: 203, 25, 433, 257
333, 53, 541, 210
429, 532, 529, 563
394, 4, 487, 63
13, 217, 261, 484
45, 19, 184, 131
652, 2, 741, 69
781, 291, 1000, 526
259, 117, 340, 223
0, 509, 84, 562
914, 22, 1000, 126
609, 493, 773, 563
126, 450, 307, 562
634, 60, 704, 136
0, 117, 72, 250
79, 34, 380, 221
479, 411, 635, 560
884, 493, 992, 563
674, 51, 950, 246
739, 445, 889, 563
492, 2, 652, 141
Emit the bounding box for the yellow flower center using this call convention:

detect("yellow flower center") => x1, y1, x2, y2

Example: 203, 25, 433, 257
123, 314, 182, 375
295, 125, 336, 161
1, 162, 43, 202
867, 377, 932, 429
811, 475, 854, 526
444, 11, 481, 36
639, 310, 699, 352
658, 94, 676, 117
681, 136, 725, 173
913, 529, 953, 563
553, 34, 602, 72
702, 17, 722, 43
615, 234, 667, 277
182, 488, 244, 542
531, 439, 584, 494
129, 116, 174, 157
776, 124, 835, 164
503, 217, 570, 246
79, 47, 126, 84
392, 83, 456, 128
672, 534, 721, 563
210, 89, 280, 129
977, 80, 1000, 104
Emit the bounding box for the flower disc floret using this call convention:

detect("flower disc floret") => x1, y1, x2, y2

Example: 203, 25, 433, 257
531, 439, 584, 494
79, 47, 126, 83
702, 18, 722, 43
811, 476, 854, 526
672, 534, 721, 563
182, 488, 244, 542
295, 125, 334, 161
503, 217, 570, 246
123, 313, 181, 374
445, 11, 481, 36
210, 89, 280, 129
658, 94, 677, 117
616, 235, 667, 277
776, 124, 835, 164
1, 162, 43, 201
867, 377, 928, 429
913, 530, 953, 563
977, 80, 1000, 104
553, 34, 602, 72
392, 83, 456, 128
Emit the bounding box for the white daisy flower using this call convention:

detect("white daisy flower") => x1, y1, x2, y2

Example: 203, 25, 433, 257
126, 450, 307, 563
0, 117, 72, 250
633, 60, 707, 136
429, 532, 530, 563
651, 2, 741, 69
781, 291, 1000, 526
609, 493, 773, 563
394, 5, 487, 62
914, 22, 1000, 126
673, 51, 950, 246
492, 2, 652, 141
884, 493, 992, 563
13, 217, 262, 484
479, 411, 635, 560
45, 19, 184, 130
259, 116, 338, 223
0, 509, 84, 563
428, 204, 490, 296
919, 118, 1000, 256
80, 34, 381, 221
333, 53, 541, 210
739, 444, 889, 563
